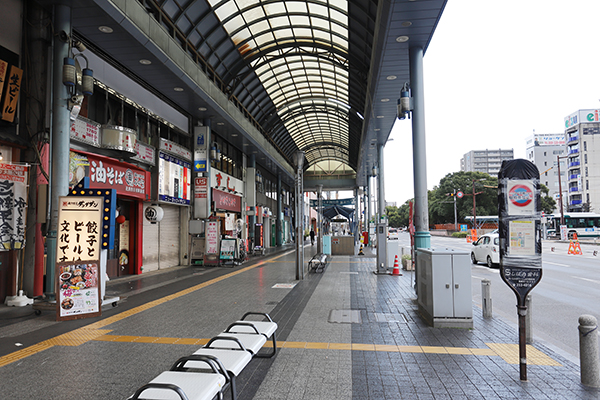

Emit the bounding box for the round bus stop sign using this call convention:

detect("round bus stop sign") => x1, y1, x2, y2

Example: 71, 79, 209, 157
456, 191, 463, 198
508, 184, 534, 207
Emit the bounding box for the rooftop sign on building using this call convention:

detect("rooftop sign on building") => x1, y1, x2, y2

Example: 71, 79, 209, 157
564, 109, 600, 129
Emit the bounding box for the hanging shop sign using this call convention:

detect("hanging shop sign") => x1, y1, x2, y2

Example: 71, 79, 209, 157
309, 198, 355, 207
212, 188, 241, 213
132, 141, 156, 165
160, 137, 192, 160
158, 151, 191, 205
193, 126, 208, 173
101, 125, 136, 154
144, 204, 164, 224
69, 151, 150, 200
55, 196, 102, 321
70, 116, 101, 147
1, 64, 23, 123
0, 163, 28, 250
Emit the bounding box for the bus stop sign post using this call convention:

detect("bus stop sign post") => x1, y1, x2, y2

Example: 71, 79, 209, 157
498, 159, 543, 382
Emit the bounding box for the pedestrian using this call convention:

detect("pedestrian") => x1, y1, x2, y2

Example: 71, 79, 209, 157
310, 228, 315, 245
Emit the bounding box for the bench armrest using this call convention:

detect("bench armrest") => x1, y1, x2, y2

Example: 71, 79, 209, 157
241, 312, 274, 322
130, 383, 189, 400
224, 321, 261, 335
170, 354, 228, 380
205, 335, 248, 352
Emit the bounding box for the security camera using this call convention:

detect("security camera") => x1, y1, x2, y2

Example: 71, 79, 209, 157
70, 94, 84, 105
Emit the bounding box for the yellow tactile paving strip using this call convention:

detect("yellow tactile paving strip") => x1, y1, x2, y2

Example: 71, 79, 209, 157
486, 343, 562, 366
89, 334, 564, 365
0, 248, 562, 369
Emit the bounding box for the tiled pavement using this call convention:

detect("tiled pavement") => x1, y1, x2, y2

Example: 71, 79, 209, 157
0, 244, 598, 399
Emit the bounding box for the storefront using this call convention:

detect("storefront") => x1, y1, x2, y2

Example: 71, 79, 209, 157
68, 149, 150, 278
143, 138, 192, 271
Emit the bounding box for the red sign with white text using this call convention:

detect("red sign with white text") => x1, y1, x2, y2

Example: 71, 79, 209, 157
69, 151, 150, 200
212, 188, 241, 213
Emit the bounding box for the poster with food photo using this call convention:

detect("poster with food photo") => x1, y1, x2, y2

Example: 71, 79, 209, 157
57, 262, 101, 320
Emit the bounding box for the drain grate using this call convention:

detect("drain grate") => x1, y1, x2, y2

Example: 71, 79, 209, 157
328, 309, 362, 324
373, 313, 408, 323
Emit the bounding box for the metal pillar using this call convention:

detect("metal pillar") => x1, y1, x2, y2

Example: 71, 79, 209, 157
276, 174, 282, 246
409, 46, 431, 250
294, 151, 304, 280
248, 154, 255, 247
376, 144, 387, 273
365, 181, 371, 246
354, 188, 360, 243
317, 184, 323, 253
45, 4, 72, 299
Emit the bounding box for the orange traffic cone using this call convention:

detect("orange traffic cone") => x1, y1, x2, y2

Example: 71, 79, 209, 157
391, 255, 402, 276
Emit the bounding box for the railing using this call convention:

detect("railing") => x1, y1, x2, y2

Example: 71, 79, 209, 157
569, 187, 579, 192
568, 136, 579, 142
571, 199, 583, 205
569, 161, 581, 167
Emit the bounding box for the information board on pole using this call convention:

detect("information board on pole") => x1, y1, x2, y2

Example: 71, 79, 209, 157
55, 196, 103, 321
497, 159, 542, 381
498, 167, 542, 305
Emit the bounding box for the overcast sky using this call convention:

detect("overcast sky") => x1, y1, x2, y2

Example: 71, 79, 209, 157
384, 0, 600, 206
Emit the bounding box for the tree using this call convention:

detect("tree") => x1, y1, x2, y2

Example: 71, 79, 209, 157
540, 184, 557, 215
428, 171, 498, 226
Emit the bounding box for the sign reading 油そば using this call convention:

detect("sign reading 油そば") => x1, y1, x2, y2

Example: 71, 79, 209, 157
56, 196, 103, 321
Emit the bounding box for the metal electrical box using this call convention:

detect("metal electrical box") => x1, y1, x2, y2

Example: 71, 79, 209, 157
376, 223, 387, 273
416, 248, 472, 328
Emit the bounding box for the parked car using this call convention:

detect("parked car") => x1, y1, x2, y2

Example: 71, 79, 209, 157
388, 227, 399, 240
471, 233, 499, 267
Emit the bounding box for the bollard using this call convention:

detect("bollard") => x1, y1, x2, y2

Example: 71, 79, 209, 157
525, 295, 533, 344
579, 315, 600, 387
481, 279, 492, 319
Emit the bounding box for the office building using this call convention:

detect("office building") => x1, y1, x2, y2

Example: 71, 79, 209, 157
525, 134, 567, 212
564, 109, 600, 212
460, 149, 514, 175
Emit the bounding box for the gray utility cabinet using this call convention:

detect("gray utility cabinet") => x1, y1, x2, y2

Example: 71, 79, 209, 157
417, 248, 473, 328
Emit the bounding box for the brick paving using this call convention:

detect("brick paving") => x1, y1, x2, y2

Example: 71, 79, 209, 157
0, 244, 598, 399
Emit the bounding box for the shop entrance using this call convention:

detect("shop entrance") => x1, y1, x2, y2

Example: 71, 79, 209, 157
107, 198, 134, 278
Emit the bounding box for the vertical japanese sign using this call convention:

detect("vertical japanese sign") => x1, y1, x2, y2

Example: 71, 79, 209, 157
1, 65, 23, 123
56, 196, 102, 320
0, 163, 28, 250
206, 221, 219, 254
193, 125, 208, 173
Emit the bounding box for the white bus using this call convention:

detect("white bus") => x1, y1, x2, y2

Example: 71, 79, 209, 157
546, 212, 600, 238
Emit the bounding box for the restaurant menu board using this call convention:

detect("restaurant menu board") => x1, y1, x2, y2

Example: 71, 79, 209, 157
56, 196, 103, 320
206, 221, 219, 254
57, 262, 101, 319
220, 238, 236, 260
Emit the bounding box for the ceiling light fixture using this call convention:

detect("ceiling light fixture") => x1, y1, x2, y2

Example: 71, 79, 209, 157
396, 36, 409, 43
174, 87, 184, 92
198, 107, 207, 111
386, 75, 397, 80
139, 59, 152, 65
401, 21, 413, 27
217, 122, 225, 126
98, 26, 113, 33
381, 98, 390, 102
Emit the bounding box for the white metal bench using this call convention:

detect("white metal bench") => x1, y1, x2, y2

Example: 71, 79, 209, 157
128, 355, 227, 400
129, 312, 278, 400
309, 253, 328, 272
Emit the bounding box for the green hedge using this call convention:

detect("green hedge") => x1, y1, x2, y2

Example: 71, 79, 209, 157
451, 231, 468, 238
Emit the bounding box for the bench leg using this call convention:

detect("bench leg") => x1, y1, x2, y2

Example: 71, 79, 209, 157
255, 332, 277, 358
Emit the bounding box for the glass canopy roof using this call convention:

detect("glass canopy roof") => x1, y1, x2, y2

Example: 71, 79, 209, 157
152, 0, 374, 170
